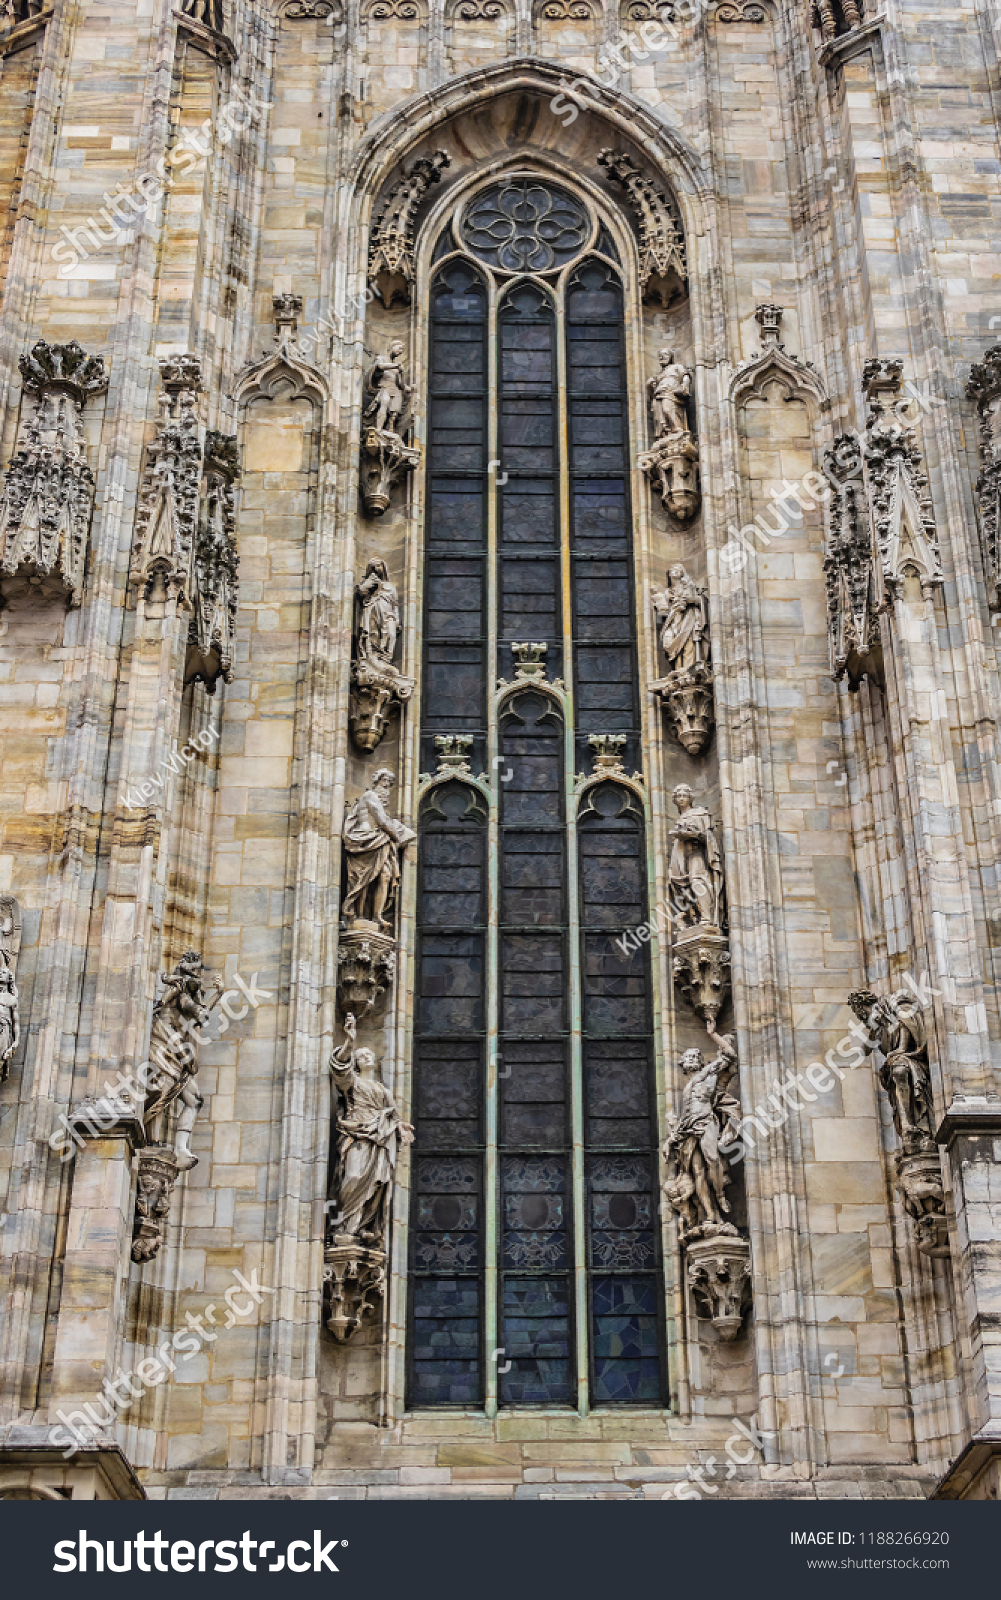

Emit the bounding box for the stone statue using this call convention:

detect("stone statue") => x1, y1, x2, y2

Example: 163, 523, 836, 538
341, 768, 416, 930
355, 558, 401, 671
652, 564, 710, 674
0, 960, 19, 1079
648, 347, 691, 439
364, 339, 411, 437
664, 1027, 742, 1239
849, 987, 935, 1153
668, 784, 725, 931
327, 1011, 414, 1245
143, 950, 223, 1170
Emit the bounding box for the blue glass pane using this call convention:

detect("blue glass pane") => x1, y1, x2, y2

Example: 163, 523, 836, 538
591, 1276, 661, 1405
411, 1278, 481, 1406
501, 1277, 573, 1405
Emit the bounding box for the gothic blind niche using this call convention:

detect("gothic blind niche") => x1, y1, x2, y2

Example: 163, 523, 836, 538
409, 177, 664, 1414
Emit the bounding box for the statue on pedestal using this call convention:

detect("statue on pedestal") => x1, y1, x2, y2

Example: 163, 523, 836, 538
650, 565, 714, 753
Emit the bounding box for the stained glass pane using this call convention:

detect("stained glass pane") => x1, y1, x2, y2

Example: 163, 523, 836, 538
461, 179, 590, 273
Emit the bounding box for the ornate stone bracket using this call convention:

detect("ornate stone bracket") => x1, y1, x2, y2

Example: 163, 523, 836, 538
686, 1233, 752, 1341
651, 665, 714, 754
596, 149, 687, 307
233, 293, 330, 409
895, 1149, 949, 1260
0, 340, 108, 608
131, 1144, 180, 1264
349, 658, 415, 749
322, 1242, 386, 1341
185, 430, 240, 693
637, 431, 700, 522
174, 0, 236, 63
966, 343, 1001, 610
336, 929, 396, 1019
368, 151, 450, 309
673, 929, 731, 1030
361, 427, 420, 517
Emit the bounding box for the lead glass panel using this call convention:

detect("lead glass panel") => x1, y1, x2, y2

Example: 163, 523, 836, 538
461, 179, 590, 274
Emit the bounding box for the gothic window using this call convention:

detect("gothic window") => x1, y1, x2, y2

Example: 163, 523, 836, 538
409, 178, 663, 1412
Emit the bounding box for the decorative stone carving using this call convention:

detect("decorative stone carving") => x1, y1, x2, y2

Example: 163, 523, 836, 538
650, 564, 714, 754
637, 349, 700, 522
664, 1028, 751, 1339
849, 986, 948, 1259
177, 0, 226, 30
338, 770, 415, 1016
337, 934, 396, 1021
812, 0, 863, 42
509, 641, 547, 681
132, 950, 223, 1263
131, 355, 203, 601
349, 558, 415, 750
715, 0, 766, 18
368, 151, 450, 309
668, 784, 725, 933
0, 340, 108, 607
669, 784, 730, 1028
730, 303, 826, 411
279, 0, 343, 16
323, 1012, 413, 1340
0, 894, 21, 1082
185, 430, 239, 693
361, 340, 421, 516
965, 343, 1001, 610
861, 358, 943, 604
432, 733, 473, 775
233, 293, 330, 409
596, 150, 687, 306
588, 733, 627, 774
823, 432, 883, 690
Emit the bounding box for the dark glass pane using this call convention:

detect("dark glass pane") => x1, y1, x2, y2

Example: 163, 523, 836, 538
500, 1277, 573, 1404
501, 833, 564, 926
587, 1154, 656, 1272
590, 1276, 661, 1404
502, 1155, 568, 1270
501, 934, 564, 1033
416, 1039, 481, 1148
585, 1038, 651, 1149
424, 644, 483, 729
582, 932, 646, 1034
462, 179, 589, 274
410, 1277, 481, 1406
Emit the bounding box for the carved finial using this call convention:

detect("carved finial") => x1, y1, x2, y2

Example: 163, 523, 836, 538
434, 734, 473, 775
511, 642, 548, 681
273, 292, 302, 337
588, 733, 627, 774
597, 149, 687, 307
18, 339, 109, 405
754, 303, 784, 349
368, 152, 451, 309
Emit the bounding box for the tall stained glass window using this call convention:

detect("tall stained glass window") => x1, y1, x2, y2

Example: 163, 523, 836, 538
409, 178, 664, 1412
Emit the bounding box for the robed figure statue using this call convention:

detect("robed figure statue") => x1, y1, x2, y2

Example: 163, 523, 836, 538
327, 1012, 414, 1246
664, 1028, 742, 1240
668, 783, 726, 931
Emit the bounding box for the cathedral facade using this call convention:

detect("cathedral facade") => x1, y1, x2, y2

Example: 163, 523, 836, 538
0, 0, 1000, 1502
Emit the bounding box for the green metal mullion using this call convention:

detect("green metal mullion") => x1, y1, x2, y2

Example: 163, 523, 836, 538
484, 276, 500, 1419
556, 290, 588, 1417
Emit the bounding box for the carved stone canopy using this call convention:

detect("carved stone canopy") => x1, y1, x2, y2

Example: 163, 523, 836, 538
368, 151, 450, 308
233, 293, 330, 408
596, 150, 687, 307
823, 433, 883, 690
812, 0, 863, 42
966, 343, 1001, 610
0, 341, 108, 608
185, 429, 240, 694
861, 358, 943, 605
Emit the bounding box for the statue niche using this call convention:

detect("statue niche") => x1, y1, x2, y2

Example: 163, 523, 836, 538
132, 950, 223, 1263
360, 340, 421, 516
849, 987, 949, 1259
349, 557, 415, 751
338, 768, 416, 1020
669, 784, 731, 1032
323, 1012, 414, 1341
650, 563, 715, 755
637, 347, 701, 522
663, 1028, 752, 1339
